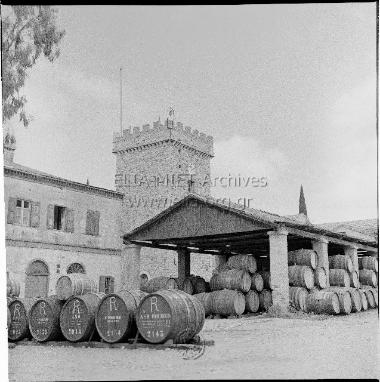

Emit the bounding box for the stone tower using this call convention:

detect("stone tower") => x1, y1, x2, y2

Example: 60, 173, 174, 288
112, 119, 215, 280
112, 119, 214, 232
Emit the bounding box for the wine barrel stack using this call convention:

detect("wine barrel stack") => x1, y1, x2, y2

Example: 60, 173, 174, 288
286, 250, 379, 315
192, 254, 272, 317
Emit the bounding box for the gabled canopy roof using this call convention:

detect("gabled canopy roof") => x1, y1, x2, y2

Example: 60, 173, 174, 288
124, 194, 378, 254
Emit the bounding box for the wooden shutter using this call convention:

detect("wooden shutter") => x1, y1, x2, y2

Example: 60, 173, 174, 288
86, 210, 100, 235
108, 277, 115, 294
86, 210, 93, 235
94, 211, 100, 236
99, 276, 106, 293
30, 201, 40, 228
7, 197, 17, 224
65, 208, 75, 233
46, 204, 54, 229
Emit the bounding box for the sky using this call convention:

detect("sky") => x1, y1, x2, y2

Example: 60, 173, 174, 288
4, 4, 377, 224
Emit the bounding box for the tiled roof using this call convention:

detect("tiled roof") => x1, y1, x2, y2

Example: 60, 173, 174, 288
4, 161, 123, 199
317, 219, 378, 239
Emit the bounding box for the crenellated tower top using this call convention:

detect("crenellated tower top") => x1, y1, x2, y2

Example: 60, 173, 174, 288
112, 119, 214, 157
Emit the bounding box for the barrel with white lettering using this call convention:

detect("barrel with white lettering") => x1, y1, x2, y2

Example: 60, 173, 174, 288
60, 292, 105, 342
136, 289, 205, 344
28, 296, 64, 342
8, 298, 37, 342
95, 290, 147, 343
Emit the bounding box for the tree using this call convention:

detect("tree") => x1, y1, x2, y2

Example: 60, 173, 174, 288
2, 6, 65, 127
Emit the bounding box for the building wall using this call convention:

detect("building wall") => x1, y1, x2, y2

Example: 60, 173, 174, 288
5, 176, 122, 249
5, 174, 124, 296
6, 245, 121, 297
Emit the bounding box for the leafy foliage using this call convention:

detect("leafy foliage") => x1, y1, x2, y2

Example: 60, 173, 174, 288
2, 6, 65, 127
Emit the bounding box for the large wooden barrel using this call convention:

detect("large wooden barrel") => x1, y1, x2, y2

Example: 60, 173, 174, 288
56, 274, 97, 300
349, 271, 359, 288
209, 269, 251, 293
29, 296, 64, 342
60, 292, 105, 342
251, 273, 264, 292
326, 288, 352, 314
95, 290, 147, 343
306, 291, 340, 315
288, 265, 314, 289
7, 273, 20, 297
362, 289, 376, 309
361, 286, 378, 307
207, 289, 245, 316
188, 275, 208, 294
193, 292, 213, 316
8, 298, 37, 341
314, 267, 327, 289
213, 263, 232, 275
329, 255, 353, 273
226, 254, 257, 273
359, 269, 378, 287
358, 289, 368, 311
346, 288, 362, 312
258, 271, 272, 290
245, 290, 260, 313
136, 289, 205, 344
140, 276, 178, 293
175, 278, 194, 295
289, 287, 308, 311
288, 249, 318, 270
259, 289, 272, 311
359, 256, 379, 272
329, 269, 350, 287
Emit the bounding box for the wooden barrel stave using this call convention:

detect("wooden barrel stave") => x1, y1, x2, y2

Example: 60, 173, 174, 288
60, 293, 105, 342
136, 290, 205, 344
226, 254, 257, 274
288, 265, 315, 290
95, 290, 147, 343
56, 274, 97, 301
245, 290, 260, 313
29, 296, 64, 342
329, 269, 350, 287
8, 298, 37, 342
140, 276, 178, 293
259, 289, 272, 311
251, 273, 264, 292
257, 271, 272, 290
210, 269, 251, 293
359, 269, 378, 288
329, 255, 353, 273
314, 267, 327, 289
288, 249, 318, 269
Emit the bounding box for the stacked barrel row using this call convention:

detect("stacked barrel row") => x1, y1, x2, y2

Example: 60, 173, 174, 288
358, 256, 378, 288
8, 273, 204, 345
192, 254, 273, 317
288, 250, 378, 315
140, 274, 210, 295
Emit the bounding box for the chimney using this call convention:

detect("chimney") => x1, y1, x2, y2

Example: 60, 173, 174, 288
3, 132, 16, 164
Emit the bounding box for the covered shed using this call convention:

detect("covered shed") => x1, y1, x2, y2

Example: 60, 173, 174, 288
121, 194, 378, 310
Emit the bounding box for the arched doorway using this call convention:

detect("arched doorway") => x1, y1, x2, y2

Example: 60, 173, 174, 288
25, 260, 49, 298
67, 263, 85, 274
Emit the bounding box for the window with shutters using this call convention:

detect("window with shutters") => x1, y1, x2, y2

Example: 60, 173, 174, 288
7, 198, 39, 227
46, 204, 74, 233
86, 210, 100, 236
99, 276, 114, 294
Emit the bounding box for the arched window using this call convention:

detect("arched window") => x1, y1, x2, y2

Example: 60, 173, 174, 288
67, 263, 85, 274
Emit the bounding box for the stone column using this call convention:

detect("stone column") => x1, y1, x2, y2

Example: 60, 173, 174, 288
312, 237, 329, 286
120, 243, 141, 290
344, 245, 359, 272
268, 228, 289, 312
177, 248, 191, 286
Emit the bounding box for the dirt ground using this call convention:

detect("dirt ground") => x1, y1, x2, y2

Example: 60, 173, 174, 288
8, 309, 379, 381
